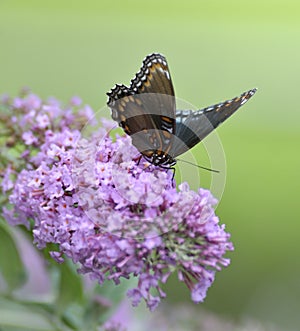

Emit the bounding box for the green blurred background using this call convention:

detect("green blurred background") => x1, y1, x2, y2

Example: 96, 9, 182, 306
1, 0, 300, 329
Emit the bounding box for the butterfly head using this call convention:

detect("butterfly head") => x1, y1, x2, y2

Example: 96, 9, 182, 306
143, 149, 177, 167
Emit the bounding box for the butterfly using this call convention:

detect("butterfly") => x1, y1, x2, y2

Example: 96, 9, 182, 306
107, 53, 256, 168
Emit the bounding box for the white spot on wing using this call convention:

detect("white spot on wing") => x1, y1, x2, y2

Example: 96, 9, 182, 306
241, 97, 248, 105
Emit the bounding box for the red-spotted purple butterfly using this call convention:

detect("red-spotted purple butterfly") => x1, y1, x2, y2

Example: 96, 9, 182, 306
107, 53, 256, 168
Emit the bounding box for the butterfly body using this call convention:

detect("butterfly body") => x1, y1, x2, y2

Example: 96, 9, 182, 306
107, 53, 256, 167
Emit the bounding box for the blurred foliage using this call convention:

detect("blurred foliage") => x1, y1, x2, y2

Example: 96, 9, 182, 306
1, 1, 300, 330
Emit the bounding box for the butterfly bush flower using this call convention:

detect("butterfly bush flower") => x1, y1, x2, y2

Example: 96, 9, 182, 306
1, 90, 233, 311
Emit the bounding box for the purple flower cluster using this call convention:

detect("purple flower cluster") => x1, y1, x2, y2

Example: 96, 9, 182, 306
1, 90, 233, 311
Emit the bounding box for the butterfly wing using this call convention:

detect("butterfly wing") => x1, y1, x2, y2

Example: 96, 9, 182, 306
130, 53, 175, 96
172, 88, 257, 157
107, 53, 177, 163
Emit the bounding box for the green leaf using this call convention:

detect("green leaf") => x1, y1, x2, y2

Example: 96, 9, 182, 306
55, 260, 84, 315
83, 278, 136, 327
0, 221, 26, 292
96, 278, 135, 309
0, 298, 58, 331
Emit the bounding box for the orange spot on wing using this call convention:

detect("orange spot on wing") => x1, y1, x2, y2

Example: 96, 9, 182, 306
162, 131, 171, 138
161, 116, 173, 123
124, 125, 130, 133
135, 98, 142, 106
144, 79, 151, 87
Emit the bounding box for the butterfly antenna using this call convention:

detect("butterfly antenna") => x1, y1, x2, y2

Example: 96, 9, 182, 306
176, 158, 220, 173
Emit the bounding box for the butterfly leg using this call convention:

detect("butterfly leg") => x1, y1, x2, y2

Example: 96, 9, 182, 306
158, 164, 176, 183
170, 167, 176, 182
134, 155, 143, 166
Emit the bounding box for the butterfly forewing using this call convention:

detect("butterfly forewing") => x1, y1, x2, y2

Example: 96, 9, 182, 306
171, 88, 257, 157
131, 53, 175, 96
107, 53, 177, 165
130, 53, 176, 137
